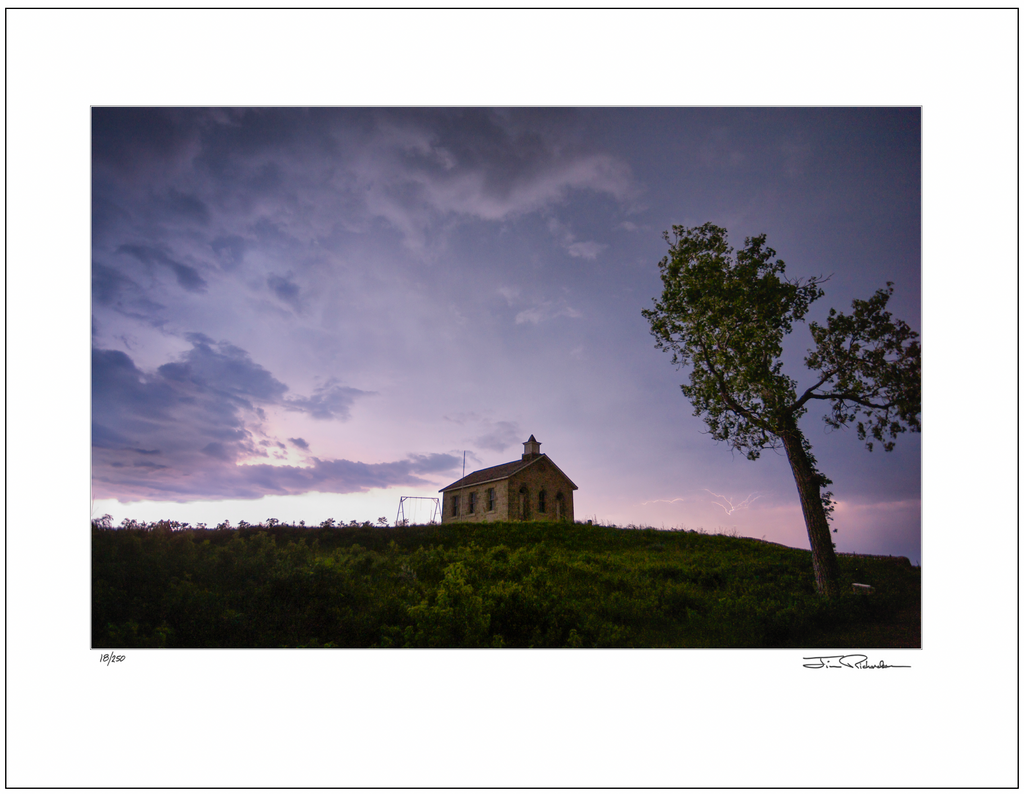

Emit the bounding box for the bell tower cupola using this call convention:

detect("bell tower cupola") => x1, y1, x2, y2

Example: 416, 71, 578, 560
522, 434, 542, 460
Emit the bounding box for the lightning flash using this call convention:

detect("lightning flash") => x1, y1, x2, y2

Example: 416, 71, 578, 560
703, 489, 763, 515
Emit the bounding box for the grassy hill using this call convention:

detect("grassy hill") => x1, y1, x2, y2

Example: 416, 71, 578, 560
92, 520, 920, 649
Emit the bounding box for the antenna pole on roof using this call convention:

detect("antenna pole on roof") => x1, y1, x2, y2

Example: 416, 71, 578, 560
462, 451, 466, 478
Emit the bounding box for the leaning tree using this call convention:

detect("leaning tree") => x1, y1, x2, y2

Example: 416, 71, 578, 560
642, 223, 920, 598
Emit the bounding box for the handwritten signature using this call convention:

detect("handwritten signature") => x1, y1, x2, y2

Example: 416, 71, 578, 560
803, 654, 910, 669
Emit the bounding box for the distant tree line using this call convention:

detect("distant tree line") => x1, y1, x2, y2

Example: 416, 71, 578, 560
92, 514, 392, 532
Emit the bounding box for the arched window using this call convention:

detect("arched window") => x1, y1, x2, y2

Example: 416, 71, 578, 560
538, 490, 546, 513
555, 492, 564, 520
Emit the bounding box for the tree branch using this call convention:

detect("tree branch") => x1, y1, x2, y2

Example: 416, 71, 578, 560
696, 338, 774, 432
803, 391, 894, 410
790, 371, 838, 412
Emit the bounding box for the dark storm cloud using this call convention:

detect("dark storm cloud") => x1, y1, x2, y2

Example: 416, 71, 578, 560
180, 453, 463, 502
97, 332, 372, 431
93, 347, 177, 423
403, 452, 465, 474
300, 454, 461, 491
92, 262, 134, 306
200, 442, 233, 461
211, 234, 247, 268
285, 380, 373, 421
91, 108, 637, 352
92, 107, 195, 174
104, 107, 636, 248
133, 460, 168, 470
92, 195, 132, 240
347, 108, 637, 246
116, 244, 207, 293
164, 333, 289, 406
92, 262, 167, 323
179, 109, 350, 217
93, 340, 276, 471
159, 189, 210, 225
95, 435, 461, 504
91, 340, 435, 501
91, 421, 132, 450
194, 108, 335, 169
267, 274, 301, 311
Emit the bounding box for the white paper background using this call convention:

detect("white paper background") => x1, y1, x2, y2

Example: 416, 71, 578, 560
5, 6, 1018, 788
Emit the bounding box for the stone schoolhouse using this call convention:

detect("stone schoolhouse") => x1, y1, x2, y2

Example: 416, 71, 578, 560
439, 435, 577, 523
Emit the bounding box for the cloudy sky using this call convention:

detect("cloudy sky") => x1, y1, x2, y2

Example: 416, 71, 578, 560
90, 107, 923, 559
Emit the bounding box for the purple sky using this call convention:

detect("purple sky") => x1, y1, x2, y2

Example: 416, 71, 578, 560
91, 107, 923, 560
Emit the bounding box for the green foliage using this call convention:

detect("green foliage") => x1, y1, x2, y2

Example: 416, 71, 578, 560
403, 562, 494, 647
642, 222, 826, 457
805, 283, 922, 451
92, 521, 919, 648
641, 222, 920, 460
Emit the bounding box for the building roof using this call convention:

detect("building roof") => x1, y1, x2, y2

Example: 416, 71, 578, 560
439, 453, 578, 492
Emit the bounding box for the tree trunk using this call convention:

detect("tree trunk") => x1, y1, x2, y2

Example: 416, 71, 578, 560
779, 420, 841, 598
